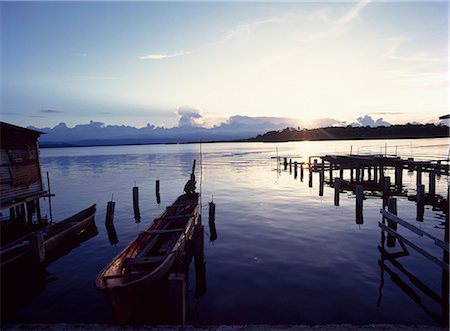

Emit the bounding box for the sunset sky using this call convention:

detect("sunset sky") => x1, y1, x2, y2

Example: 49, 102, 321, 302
1, 1, 448, 129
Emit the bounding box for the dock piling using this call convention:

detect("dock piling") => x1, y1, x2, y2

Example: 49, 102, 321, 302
356, 185, 364, 224
429, 171, 436, 199
334, 178, 341, 206
417, 184, 425, 222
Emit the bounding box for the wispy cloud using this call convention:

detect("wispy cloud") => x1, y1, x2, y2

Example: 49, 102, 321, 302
216, 17, 289, 44
138, 51, 190, 60
71, 75, 118, 81
40, 109, 64, 113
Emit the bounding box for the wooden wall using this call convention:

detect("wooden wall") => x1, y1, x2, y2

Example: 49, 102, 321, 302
0, 124, 44, 208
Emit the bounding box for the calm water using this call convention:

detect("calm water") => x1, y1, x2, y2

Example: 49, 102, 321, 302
6, 138, 449, 325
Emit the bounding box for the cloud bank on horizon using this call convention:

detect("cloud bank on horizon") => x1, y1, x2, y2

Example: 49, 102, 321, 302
28, 112, 448, 146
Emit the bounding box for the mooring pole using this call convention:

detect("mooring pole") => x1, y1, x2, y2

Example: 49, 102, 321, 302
300, 162, 304, 181
356, 185, 364, 224
46, 171, 53, 223
319, 166, 324, 197
294, 161, 298, 179
429, 171, 436, 199
105, 195, 115, 226
416, 184, 425, 222
334, 178, 341, 206
416, 166, 422, 190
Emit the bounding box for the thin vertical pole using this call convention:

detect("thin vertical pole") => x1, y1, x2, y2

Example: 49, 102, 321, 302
46, 172, 53, 223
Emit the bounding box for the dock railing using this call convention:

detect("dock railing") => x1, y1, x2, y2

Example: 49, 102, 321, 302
379, 206, 449, 271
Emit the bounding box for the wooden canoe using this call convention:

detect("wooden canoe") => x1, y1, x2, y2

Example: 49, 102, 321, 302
0, 204, 97, 268
95, 192, 199, 324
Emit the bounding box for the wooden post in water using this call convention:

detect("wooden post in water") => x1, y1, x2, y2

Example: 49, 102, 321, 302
374, 165, 378, 183
416, 166, 422, 190
155, 179, 161, 204
387, 197, 398, 248
361, 167, 365, 181
395, 166, 403, 192
408, 158, 414, 172
368, 166, 372, 181
30, 231, 45, 265
133, 185, 140, 223
289, 159, 292, 173
356, 185, 364, 224
105, 198, 115, 226
339, 165, 344, 180
442, 202, 449, 328
36, 199, 43, 223
429, 170, 436, 199
308, 167, 313, 188
167, 273, 186, 325
319, 166, 324, 197
356, 167, 361, 183
350, 168, 354, 182
300, 162, 304, 181
379, 166, 384, 183
294, 161, 298, 179
334, 178, 341, 206
329, 162, 333, 182
383, 176, 391, 207
313, 159, 318, 172
416, 184, 425, 222
46, 171, 53, 223
284, 157, 288, 170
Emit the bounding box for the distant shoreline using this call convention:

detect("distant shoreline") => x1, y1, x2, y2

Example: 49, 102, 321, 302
39, 133, 449, 149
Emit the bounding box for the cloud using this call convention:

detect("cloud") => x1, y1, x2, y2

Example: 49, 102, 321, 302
369, 112, 405, 115
40, 109, 64, 113
139, 51, 190, 60
176, 107, 205, 127
351, 115, 390, 127
70, 75, 117, 81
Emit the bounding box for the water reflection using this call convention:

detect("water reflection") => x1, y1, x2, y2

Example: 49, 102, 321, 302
105, 223, 119, 246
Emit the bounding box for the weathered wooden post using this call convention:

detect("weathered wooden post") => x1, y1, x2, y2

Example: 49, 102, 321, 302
194, 225, 207, 298
339, 165, 344, 179
209, 201, 217, 242
442, 203, 449, 328
334, 178, 341, 206
313, 159, 318, 172
416, 184, 425, 222
329, 162, 333, 182
319, 166, 324, 197
300, 162, 304, 181
374, 165, 378, 183
289, 159, 292, 173
294, 161, 298, 179
350, 168, 354, 182
133, 184, 141, 223
167, 273, 186, 325
30, 231, 45, 265
379, 165, 384, 183
395, 165, 403, 192
429, 170, 436, 199
387, 197, 398, 247
436, 161, 442, 178
36, 199, 43, 223
284, 157, 288, 170
105, 199, 115, 226
407, 158, 414, 172
356, 167, 361, 183
356, 185, 364, 224
383, 176, 391, 207
361, 167, 365, 181
416, 166, 422, 190
308, 167, 313, 188
156, 179, 161, 204
368, 166, 372, 181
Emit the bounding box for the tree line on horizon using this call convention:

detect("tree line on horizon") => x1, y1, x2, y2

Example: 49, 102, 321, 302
245, 123, 449, 142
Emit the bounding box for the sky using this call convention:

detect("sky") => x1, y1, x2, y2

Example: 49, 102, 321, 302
1, 0, 448, 129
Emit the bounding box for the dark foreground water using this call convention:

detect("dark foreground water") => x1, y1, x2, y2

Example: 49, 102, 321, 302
4, 138, 449, 326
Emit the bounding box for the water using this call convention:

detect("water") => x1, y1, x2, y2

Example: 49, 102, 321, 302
5, 138, 449, 325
